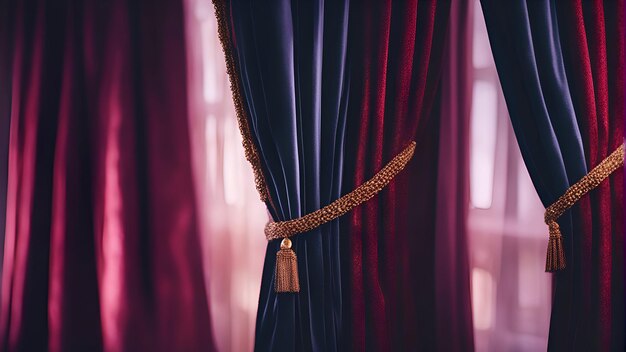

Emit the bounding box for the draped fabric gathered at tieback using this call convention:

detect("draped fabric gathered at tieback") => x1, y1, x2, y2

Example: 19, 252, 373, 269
222, 0, 351, 349
214, 0, 474, 351
481, 1, 624, 350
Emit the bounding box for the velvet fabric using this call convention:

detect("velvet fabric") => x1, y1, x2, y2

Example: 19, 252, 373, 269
0, 1, 12, 279
228, 0, 350, 350
0, 1, 215, 351
433, 0, 475, 350
343, 0, 457, 350
225, 0, 474, 350
481, 1, 624, 350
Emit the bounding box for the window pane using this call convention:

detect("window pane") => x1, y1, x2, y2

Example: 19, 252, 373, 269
470, 80, 498, 209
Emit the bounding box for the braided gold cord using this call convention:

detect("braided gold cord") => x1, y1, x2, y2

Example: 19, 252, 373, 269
543, 143, 624, 272
212, 0, 270, 202
265, 141, 417, 240
545, 143, 624, 225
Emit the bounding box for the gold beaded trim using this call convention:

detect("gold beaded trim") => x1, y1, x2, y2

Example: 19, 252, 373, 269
543, 142, 624, 272
212, 0, 270, 202
265, 141, 417, 240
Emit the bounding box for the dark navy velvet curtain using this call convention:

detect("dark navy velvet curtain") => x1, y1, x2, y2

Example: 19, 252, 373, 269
481, 1, 624, 350
229, 1, 349, 350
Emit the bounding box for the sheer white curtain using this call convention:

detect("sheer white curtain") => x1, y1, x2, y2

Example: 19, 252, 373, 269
184, 1, 267, 351
469, 0, 551, 350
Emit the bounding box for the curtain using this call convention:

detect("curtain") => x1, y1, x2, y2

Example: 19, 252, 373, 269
217, 0, 474, 350
481, 1, 624, 350
0, 1, 215, 351
344, 0, 466, 351
0, 0, 12, 279
434, 0, 475, 350
225, 1, 350, 350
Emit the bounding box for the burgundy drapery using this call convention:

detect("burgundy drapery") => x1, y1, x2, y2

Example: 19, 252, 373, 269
0, 0, 12, 278
344, 0, 473, 350
433, 0, 474, 350
554, 2, 624, 349
0, 1, 215, 351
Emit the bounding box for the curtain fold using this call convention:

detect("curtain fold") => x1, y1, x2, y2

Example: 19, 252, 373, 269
0, 0, 13, 280
226, 1, 350, 350
481, 1, 624, 350
433, 0, 475, 350
344, 1, 455, 350
0, 1, 216, 351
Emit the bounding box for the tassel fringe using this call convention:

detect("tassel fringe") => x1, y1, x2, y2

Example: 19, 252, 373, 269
545, 221, 566, 272
275, 238, 300, 293
543, 144, 624, 273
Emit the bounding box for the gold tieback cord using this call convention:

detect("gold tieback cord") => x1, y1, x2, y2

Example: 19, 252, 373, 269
544, 143, 624, 272
270, 141, 417, 292
212, 0, 270, 202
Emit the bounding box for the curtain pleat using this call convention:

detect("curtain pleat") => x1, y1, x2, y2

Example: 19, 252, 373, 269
344, 1, 456, 350
0, 0, 13, 282
0, 1, 216, 351
228, 1, 350, 350
433, 0, 475, 350
481, 0, 624, 350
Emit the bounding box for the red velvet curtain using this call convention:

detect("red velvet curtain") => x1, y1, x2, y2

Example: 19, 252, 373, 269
0, 1, 215, 351
344, 0, 473, 350
554, 2, 624, 350
0, 0, 12, 278
434, 0, 475, 350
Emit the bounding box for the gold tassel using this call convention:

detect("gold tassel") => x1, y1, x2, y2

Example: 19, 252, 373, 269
275, 238, 300, 293
545, 221, 566, 272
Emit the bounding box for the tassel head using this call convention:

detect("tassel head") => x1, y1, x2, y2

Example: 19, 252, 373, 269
275, 238, 300, 293
545, 221, 566, 272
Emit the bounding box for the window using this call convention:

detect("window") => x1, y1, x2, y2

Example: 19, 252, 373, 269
469, 1, 551, 351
